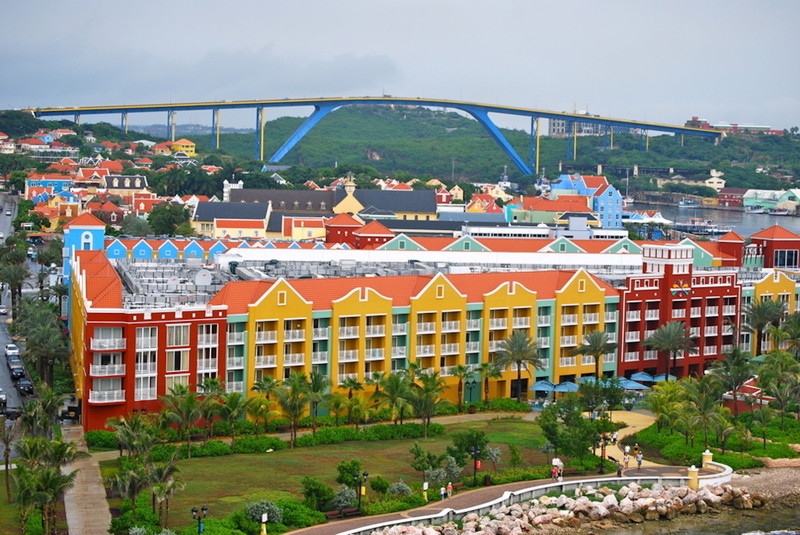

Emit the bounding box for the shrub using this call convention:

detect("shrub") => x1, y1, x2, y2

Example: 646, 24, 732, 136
435, 401, 458, 416
362, 494, 426, 515
335, 459, 363, 488
487, 466, 550, 485
212, 420, 233, 438
301, 476, 335, 511
478, 398, 531, 413
331, 485, 356, 511
275, 499, 326, 528
388, 480, 412, 496
191, 440, 232, 457
713, 452, 764, 470
149, 444, 180, 463
232, 435, 288, 454
233, 419, 258, 436
245, 500, 282, 525
109, 494, 160, 534
659, 442, 702, 466
369, 475, 390, 495
84, 430, 117, 450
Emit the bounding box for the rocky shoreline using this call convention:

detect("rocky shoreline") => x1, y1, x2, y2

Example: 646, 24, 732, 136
370, 482, 768, 535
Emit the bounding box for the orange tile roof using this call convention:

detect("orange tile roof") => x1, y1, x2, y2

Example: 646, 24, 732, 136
326, 213, 363, 227
216, 219, 265, 229
62, 212, 106, 228
75, 250, 123, 309
518, 196, 591, 212
208, 281, 275, 314
354, 220, 394, 236
750, 225, 800, 240
718, 231, 745, 242
582, 175, 609, 189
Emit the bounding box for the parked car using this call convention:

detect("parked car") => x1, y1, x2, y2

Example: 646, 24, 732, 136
16, 378, 33, 396
7, 356, 22, 369
0, 388, 6, 404
0, 305, 8, 315
5, 210, 11, 216
10, 366, 24, 380
4, 344, 19, 357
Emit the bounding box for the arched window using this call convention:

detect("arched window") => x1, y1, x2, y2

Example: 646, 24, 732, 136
81, 231, 93, 250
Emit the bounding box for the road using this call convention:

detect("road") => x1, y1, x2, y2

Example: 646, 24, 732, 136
0, 192, 26, 413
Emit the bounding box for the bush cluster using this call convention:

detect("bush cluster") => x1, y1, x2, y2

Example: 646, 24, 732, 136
85, 430, 118, 449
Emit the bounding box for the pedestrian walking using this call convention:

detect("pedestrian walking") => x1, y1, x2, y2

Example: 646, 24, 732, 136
557, 466, 564, 482
440, 486, 446, 500
611, 431, 618, 444
633, 443, 640, 456
446, 482, 453, 498
623, 444, 630, 455
623, 453, 630, 469
616, 462, 623, 477
636, 452, 643, 469
550, 465, 559, 481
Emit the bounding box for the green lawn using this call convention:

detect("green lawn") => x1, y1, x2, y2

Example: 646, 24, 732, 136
103, 417, 548, 532
0, 473, 21, 535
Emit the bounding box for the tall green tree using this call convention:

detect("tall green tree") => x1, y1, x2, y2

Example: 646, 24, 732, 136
408, 371, 447, 438
571, 330, 617, 381
708, 347, 753, 417
493, 330, 543, 402
159, 384, 201, 457
275, 372, 310, 448
744, 298, 786, 357
370, 373, 412, 424
477, 362, 502, 402
147, 203, 190, 236
643, 321, 696, 380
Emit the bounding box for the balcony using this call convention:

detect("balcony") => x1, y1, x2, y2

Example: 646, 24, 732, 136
227, 356, 244, 369
338, 373, 359, 384
561, 314, 578, 326
539, 358, 551, 369
284, 353, 305, 366
512, 317, 531, 328
722, 325, 734, 336
625, 332, 640, 342
89, 390, 125, 403
645, 310, 659, 320
603, 352, 615, 363
284, 329, 305, 341
537, 315, 551, 326
691, 307, 702, 318
560, 335, 578, 347
227, 332, 245, 344
689, 327, 701, 337
255, 331, 278, 343
136, 337, 158, 350
392, 323, 408, 335
90, 364, 125, 376
255, 355, 277, 368
624, 352, 639, 362
197, 359, 218, 372
489, 318, 508, 330
441, 320, 461, 332
465, 341, 480, 353
416, 345, 435, 357
644, 330, 655, 339
312, 351, 328, 364
90, 338, 126, 351
441, 343, 460, 355
721, 344, 734, 354
339, 350, 359, 362
583, 313, 599, 324
226, 381, 244, 393
313, 327, 329, 339
338, 326, 359, 339
440, 366, 455, 377
466, 319, 481, 330
559, 356, 576, 367
537, 337, 550, 348
705, 346, 718, 356
604, 312, 617, 323
626, 311, 641, 322
365, 325, 385, 337
416, 322, 436, 334
705, 326, 718, 337
644, 350, 658, 361
365, 348, 385, 361
581, 355, 594, 366
134, 388, 156, 401
672, 309, 686, 319
198, 334, 218, 347
391, 346, 407, 358
723, 305, 736, 315
488, 340, 504, 352
706, 306, 719, 316
135, 362, 157, 375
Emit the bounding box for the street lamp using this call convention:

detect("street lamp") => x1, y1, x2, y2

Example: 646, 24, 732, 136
469, 445, 482, 486
598, 433, 607, 474
260, 512, 268, 535
465, 379, 477, 404
191, 505, 208, 534
353, 470, 369, 510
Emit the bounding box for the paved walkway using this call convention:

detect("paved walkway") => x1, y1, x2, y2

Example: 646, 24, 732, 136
61, 425, 112, 535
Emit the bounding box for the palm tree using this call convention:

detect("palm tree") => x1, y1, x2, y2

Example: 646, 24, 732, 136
13, 466, 37, 535
682, 376, 727, 449
765, 377, 799, 431
0, 416, 18, 502
246, 397, 279, 435
744, 298, 786, 357
643, 321, 696, 381
757, 350, 800, 387
779, 312, 800, 358
325, 392, 349, 426
152, 476, 185, 529
197, 378, 224, 442
408, 371, 447, 438
708, 347, 753, 417
371, 373, 412, 424
274, 372, 309, 448
160, 384, 202, 457
571, 330, 617, 381
107, 413, 156, 463
450, 364, 475, 412
492, 330, 543, 402
477, 362, 502, 402
307, 371, 329, 435
751, 406, 775, 449
217, 392, 254, 448
340, 376, 363, 400
0, 263, 30, 318
22, 321, 68, 388
106, 468, 150, 525
252, 376, 281, 401
148, 454, 180, 516
35, 466, 79, 535
347, 396, 370, 429
364, 371, 388, 395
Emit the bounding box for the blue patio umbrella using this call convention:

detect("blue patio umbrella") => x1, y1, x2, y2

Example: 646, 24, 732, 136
652, 373, 677, 382
618, 378, 650, 390
531, 379, 556, 392
554, 381, 580, 393
630, 372, 654, 383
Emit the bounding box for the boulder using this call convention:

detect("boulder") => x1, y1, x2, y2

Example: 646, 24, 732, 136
610, 511, 629, 523
628, 512, 645, 523
683, 502, 697, 514
602, 493, 619, 509
696, 500, 709, 514
644, 507, 660, 521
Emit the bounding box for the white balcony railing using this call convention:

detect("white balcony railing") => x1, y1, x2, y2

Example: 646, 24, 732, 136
338, 373, 359, 384
89, 390, 125, 403
672, 309, 686, 319
583, 313, 599, 324
135, 362, 157, 375
312, 351, 328, 364
488, 340, 504, 352
417, 322, 436, 334
255, 331, 278, 343
466, 319, 482, 330
339, 326, 359, 339
512, 317, 530, 328
645, 310, 659, 320
313, 327, 329, 339
706, 306, 719, 316
644, 330, 655, 339
90, 338, 126, 351
723, 305, 736, 316
604, 312, 617, 323
197, 359, 218, 372
441, 343, 460, 355
603, 352, 615, 363
339, 350, 359, 362
625, 332, 640, 342
537, 337, 550, 348
226, 381, 244, 393
705, 326, 719, 336
441, 321, 461, 332
539, 358, 551, 369
561, 314, 578, 325
489, 318, 508, 330
392, 323, 408, 335
689, 327, 701, 337
284, 353, 305, 366
134, 388, 156, 401
227, 332, 245, 344
391, 346, 407, 358
537, 315, 551, 326
284, 329, 305, 341
365, 348, 385, 360
90, 364, 125, 376
559, 356, 576, 367
624, 352, 639, 362
198, 334, 218, 347
581, 355, 595, 366
705, 346, 718, 356
136, 337, 158, 350
465, 341, 480, 353
365, 325, 385, 337
644, 350, 658, 361
721, 344, 734, 354
560, 335, 578, 347
227, 356, 244, 369
626, 311, 641, 322
440, 366, 455, 377
255, 355, 277, 368
416, 345, 435, 357
722, 325, 734, 336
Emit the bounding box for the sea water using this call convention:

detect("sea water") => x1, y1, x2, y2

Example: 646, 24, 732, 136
603, 506, 800, 535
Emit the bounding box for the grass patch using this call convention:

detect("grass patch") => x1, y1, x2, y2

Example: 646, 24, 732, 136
0, 471, 21, 534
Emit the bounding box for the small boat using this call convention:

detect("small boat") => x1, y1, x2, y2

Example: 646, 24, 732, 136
677, 199, 701, 208
745, 205, 765, 214
768, 208, 790, 216
672, 218, 733, 236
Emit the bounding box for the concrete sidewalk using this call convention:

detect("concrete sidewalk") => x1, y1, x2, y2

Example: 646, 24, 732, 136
61, 425, 112, 535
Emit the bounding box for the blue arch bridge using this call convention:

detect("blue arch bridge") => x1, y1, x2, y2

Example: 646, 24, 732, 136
30, 97, 722, 176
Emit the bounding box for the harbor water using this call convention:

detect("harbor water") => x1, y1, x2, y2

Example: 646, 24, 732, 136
639, 204, 800, 238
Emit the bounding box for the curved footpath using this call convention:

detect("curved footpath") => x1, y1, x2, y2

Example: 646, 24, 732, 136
58, 409, 682, 535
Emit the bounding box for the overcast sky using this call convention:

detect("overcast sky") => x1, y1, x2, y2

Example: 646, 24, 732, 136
2, 1, 798, 132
